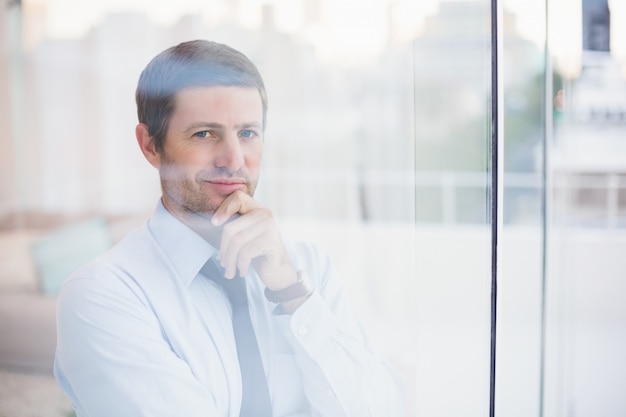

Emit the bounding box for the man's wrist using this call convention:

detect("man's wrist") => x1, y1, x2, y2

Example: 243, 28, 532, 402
264, 270, 313, 303
278, 293, 311, 315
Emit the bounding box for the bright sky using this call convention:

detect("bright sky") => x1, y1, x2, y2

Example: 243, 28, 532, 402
25, 0, 568, 63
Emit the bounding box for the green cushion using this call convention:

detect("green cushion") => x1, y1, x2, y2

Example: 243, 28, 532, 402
31, 218, 112, 296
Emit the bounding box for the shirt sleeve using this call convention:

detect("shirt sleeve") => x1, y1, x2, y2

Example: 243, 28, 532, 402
274, 243, 405, 417
54, 269, 222, 417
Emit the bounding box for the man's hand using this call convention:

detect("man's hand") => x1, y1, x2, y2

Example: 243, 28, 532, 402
211, 191, 299, 292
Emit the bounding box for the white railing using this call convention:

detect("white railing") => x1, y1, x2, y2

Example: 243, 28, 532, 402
263, 169, 626, 228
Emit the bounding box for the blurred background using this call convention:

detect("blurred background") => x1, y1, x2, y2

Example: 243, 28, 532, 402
1, 0, 625, 416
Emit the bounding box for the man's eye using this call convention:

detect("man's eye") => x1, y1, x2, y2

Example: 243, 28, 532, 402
240, 130, 257, 139
193, 131, 211, 138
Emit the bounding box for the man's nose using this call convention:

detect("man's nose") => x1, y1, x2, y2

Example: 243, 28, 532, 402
215, 136, 244, 171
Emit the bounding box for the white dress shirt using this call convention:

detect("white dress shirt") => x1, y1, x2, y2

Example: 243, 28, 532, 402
54, 201, 403, 417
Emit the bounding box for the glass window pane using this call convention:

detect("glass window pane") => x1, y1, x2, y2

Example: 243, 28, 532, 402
545, 0, 626, 416
1, 1, 418, 416
6, 1, 626, 417
495, 0, 548, 415
413, 1, 493, 415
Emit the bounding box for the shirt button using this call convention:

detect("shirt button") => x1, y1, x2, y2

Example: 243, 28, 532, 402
297, 325, 308, 336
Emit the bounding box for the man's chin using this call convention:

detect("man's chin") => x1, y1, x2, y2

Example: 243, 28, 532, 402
183, 206, 217, 223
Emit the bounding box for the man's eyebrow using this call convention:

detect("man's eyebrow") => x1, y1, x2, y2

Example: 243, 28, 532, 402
183, 121, 262, 133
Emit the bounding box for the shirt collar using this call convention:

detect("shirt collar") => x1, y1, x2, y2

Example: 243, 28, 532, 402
148, 199, 217, 287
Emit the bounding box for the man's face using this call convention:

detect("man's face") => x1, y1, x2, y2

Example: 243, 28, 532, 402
157, 85, 264, 219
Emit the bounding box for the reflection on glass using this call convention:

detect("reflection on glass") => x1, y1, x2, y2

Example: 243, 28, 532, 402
1, 0, 626, 416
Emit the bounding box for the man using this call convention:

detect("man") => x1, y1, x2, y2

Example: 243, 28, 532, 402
54, 40, 403, 417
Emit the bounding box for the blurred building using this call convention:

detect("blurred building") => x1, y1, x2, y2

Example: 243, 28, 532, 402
552, 1, 626, 228
6, 0, 608, 228
412, 1, 542, 136
410, 1, 545, 224
583, 0, 610, 52
1, 2, 422, 223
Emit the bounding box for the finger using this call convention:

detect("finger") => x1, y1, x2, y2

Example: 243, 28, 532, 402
211, 191, 260, 226
220, 216, 271, 278
220, 207, 271, 257
235, 238, 273, 278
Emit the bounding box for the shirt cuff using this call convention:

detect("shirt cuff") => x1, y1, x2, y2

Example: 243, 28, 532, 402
272, 291, 339, 357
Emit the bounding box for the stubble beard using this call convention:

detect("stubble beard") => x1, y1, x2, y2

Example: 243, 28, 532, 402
159, 162, 258, 220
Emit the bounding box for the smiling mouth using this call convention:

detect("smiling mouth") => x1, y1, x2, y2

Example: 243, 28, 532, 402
208, 178, 245, 185
204, 179, 246, 194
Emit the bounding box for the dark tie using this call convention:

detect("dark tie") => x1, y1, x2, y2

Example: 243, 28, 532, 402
202, 258, 273, 417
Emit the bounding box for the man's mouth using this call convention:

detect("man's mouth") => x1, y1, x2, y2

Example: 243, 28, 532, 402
204, 178, 246, 194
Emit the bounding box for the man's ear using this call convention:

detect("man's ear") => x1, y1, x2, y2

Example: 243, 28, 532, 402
136, 123, 161, 168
